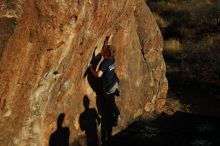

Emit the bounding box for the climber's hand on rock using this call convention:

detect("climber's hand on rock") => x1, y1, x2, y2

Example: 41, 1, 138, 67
104, 36, 110, 46
93, 47, 99, 57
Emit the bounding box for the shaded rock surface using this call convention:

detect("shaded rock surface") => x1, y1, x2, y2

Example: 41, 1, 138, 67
0, 0, 167, 146
108, 112, 220, 146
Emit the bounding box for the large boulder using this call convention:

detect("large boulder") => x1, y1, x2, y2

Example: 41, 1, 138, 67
0, 0, 167, 145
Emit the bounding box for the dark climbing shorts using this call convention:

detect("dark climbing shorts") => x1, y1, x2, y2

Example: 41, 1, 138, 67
105, 82, 118, 95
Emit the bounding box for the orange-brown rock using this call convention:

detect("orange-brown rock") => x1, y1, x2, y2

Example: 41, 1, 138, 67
0, 0, 167, 145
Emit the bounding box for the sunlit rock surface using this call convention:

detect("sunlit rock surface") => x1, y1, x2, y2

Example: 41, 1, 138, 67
0, 0, 167, 145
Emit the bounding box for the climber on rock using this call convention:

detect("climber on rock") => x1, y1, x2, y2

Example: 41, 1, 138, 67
89, 39, 121, 126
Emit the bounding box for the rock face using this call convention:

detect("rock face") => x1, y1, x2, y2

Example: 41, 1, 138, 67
0, 0, 167, 146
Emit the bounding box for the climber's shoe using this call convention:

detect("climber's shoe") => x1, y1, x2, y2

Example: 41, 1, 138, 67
114, 88, 120, 96
113, 115, 121, 127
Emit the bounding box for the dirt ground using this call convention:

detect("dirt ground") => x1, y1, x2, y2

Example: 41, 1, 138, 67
164, 71, 220, 117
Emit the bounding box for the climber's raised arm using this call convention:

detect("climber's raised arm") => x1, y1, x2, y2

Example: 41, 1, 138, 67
89, 65, 103, 77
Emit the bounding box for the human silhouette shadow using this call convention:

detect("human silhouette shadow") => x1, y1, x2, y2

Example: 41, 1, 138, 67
84, 45, 118, 145
49, 113, 70, 146
79, 95, 100, 146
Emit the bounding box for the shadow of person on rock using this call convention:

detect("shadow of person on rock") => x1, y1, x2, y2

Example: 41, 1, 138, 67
79, 95, 100, 146
49, 113, 70, 146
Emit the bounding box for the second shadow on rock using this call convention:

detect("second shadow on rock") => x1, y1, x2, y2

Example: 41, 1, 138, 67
49, 113, 70, 146
79, 95, 100, 146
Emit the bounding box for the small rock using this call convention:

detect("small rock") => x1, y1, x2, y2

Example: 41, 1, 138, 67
13, 138, 20, 145
63, 80, 71, 90
133, 109, 143, 119
43, 72, 49, 80
74, 115, 79, 130
70, 15, 77, 26
196, 123, 214, 132
3, 110, 12, 118
192, 139, 212, 146
140, 125, 159, 138
0, 136, 4, 141
33, 123, 40, 134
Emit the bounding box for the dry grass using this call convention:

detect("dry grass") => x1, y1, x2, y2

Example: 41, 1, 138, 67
164, 38, 182, 55
157, 1, 181, 11
152, 12, 168, 28
183, 34, 220, 84
147, 0, 220, 85
165, 97, 191, 115
202, 35, 215, 46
